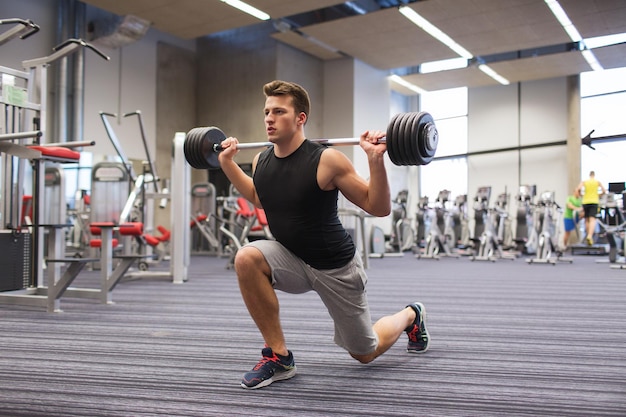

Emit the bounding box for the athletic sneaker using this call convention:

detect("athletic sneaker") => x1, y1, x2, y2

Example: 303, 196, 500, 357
586, 236, 593, 246
241, 347, 297, 389
406, 302, 430, 353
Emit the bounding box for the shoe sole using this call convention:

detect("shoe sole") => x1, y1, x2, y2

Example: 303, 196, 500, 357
240, 366, 297, 390
407, 302, 430, 354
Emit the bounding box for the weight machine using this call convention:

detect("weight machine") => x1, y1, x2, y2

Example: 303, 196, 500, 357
0, 22, 109, 311
98, 111, 172, 273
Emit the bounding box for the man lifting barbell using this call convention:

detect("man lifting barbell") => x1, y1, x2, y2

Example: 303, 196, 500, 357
189, 80, 434, 390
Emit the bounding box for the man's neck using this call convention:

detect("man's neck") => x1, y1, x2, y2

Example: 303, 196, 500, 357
273, 133, 306, 158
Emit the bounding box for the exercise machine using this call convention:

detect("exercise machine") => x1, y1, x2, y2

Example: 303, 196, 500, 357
452, 194, 471, 251
513, 185, 536, 254
0, 31, 107, 311
386, 190, 414, 255
470, 187, 515, 262
417, 190, 459, 259
596, 184, 626, 269
527, 191, 573, 264
414, 196, 429, 249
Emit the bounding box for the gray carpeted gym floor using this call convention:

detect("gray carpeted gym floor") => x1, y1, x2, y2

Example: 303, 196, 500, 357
0, 252, 625, 417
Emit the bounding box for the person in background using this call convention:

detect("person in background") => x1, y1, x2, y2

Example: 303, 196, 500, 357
562, 188, 583, 249
576, 171, 606, 245
217, 80, 430, 390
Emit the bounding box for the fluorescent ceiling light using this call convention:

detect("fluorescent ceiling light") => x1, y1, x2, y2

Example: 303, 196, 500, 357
421, 57, 468, 73
581, 50, 603, 71
389, 75, 427, 94
562, 24, 583, 43
544, 0, 581, 41
305, 36, 339, 53
478, 65, 509, 85
584, 32, 626, 49
545, 1, 574, 29
396, 6, 508, 85
398, 6, 473, 59
220, 0, 270, 21
544, 0, 602, 71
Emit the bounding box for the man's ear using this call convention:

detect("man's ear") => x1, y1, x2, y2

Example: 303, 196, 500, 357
298, 112, 307, 126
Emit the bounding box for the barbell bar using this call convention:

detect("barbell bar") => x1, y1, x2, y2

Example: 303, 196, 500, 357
183, 111, 438, 170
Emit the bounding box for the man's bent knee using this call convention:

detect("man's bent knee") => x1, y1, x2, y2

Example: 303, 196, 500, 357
234, 246, 270, 276
350, 351, 377, 364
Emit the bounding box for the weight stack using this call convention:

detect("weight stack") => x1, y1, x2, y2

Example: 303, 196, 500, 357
0, 231, 31, 292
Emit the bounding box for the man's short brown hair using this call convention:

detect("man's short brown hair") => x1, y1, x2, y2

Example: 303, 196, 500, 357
263, 80, 310, 121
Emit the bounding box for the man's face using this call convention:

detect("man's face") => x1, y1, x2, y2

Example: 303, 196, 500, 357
264, 95, 300, 143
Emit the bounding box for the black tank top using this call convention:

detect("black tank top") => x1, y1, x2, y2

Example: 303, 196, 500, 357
253, 140, 355, 269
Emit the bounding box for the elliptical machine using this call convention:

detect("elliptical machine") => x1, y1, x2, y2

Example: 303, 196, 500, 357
385, 190, 415, 255
596, 188, 626, 268
494, 191, 516, 253
417, 190, 458, 259
453, 194, 471, 251
414, 196, 430, 249
470, 187, 515, 262
527, 191, 573, 264
513, 185, 536, 254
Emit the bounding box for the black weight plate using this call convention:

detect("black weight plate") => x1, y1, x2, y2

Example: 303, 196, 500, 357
386, 113, 402, 166
184, 128, 204, 169
187, 129, 205, 169
416, 112, 438, 164
402, 112, 419, 166
399, 111, 415, 165
190, 128, 210, 169
192, 129, 207, 168
201, 126, 226, 170
396, 112, 412, 166
390, 112, 411, 165
405, 111, 424, 165
389, 112, 405, 165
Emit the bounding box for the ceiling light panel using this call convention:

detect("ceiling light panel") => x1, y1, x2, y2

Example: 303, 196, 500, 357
300, 8, 457, 70
406, 0, 570, 57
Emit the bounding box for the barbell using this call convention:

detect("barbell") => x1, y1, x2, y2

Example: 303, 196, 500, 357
183, 111, 438, 170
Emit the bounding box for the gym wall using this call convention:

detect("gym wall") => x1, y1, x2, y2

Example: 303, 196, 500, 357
468, 77, 572, 208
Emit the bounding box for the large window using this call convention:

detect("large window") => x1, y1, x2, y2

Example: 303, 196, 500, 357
580, 67, 626, 187
419, 87, 468, 203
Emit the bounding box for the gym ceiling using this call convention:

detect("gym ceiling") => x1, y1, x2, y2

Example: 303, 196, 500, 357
80, 0, 626, 93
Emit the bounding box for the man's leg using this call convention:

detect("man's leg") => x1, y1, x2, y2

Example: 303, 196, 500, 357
350, 306, 416, 363
234, 246, 288, 356
235, 246, 296, 389
588, 217, 597, 244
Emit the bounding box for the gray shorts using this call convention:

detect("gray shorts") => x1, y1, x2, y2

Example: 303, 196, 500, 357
246, 239, 378, 356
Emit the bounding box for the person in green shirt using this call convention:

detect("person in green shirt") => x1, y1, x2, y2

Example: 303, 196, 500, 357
563, 189, 583, 249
